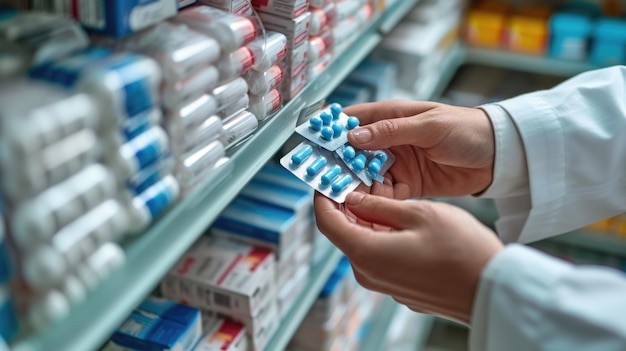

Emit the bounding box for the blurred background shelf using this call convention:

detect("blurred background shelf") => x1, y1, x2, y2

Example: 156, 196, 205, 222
550, 231, 626, 258
10, 1, 423, 349
265, 247, 343, 351
465, 47, 601, 77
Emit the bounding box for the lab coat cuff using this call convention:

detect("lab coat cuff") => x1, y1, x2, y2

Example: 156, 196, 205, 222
476, 104, 530, 198
469, 244, 572, 351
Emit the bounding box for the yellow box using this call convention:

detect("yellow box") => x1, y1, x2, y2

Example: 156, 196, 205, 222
464, 2, 510, 48
506, 5, 551, 55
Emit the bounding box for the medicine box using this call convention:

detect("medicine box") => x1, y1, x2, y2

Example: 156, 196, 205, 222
239, 178, 313, 219
278, 265, 310, 319
162, 236, 275, 317
281, 69, 307, 101
203, 300, 279, 351
198, 0, 249, 13
259, 11, 311, 49
549, 6, 595, 61
505, 4, 551, 55
277, 240, 311, 287
109, 297, 202, 351
308, 256, 351, 323
61, 0, 178, 38
590, 18, 626, 66
281, 40, 309, 77
211, 197, 300, 257
345, 59, 397, 102
252, 0, 310, 19
254, 163, 314, 194
194, 317, 247, 351
464, 1, 510, 48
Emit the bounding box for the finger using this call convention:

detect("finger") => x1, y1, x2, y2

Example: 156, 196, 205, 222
314, 192, 381, 255
348, 114, 439, 150
343, 100, 439, 125
344, 192, 418, 229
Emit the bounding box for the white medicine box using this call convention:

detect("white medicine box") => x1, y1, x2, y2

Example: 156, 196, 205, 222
161, 236, 276, 317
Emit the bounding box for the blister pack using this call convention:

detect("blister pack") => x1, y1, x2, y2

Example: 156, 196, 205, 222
282, 103, 396, 202
335, 145, 395, 186
280, 142, 361, 203
294, 103, 360, 151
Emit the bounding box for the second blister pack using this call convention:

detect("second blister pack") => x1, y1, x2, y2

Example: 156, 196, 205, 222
280, 141, 361, 203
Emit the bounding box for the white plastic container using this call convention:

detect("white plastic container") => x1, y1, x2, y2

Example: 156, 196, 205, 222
28, 290, 70, 331
176, 6, 257, 53
245, 65, 284, 96
212, 77, 249, 111
248, 89, 282, 121
1, 128, 100, 200
220, 110, 258, 149
121, 108, 163, 141
29, 49, 162, 130
218, 94, 250, 120
165, 94, 219, 140
161, 65, 220, 109
75, 243, 125, 291
246, 31, 288, 72
309, 2, 336, 36
22, 199, 128, 291
175, 140, 226, 189
11, 164, 117, 250
171, 116, 223, 157
106, 126, 169, 181
125, 175, 180, 233
217, 47, 255, 82
307, 35, 331, 63
120, 22, 221, 83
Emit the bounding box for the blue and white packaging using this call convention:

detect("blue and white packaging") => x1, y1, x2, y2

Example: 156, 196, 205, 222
110, 297, 202, 351
280, 141, 361, 203
295, 104, 359, 151
278, 264, 310, 320
239, 179, 312, 219
335, 144, 395, 186
29, 49, 162, 131
255, 163, 313, 194
212, 197, 299, 257
126, 175, 180, 233
308, 256, 351, 323
62, 0, 178, 38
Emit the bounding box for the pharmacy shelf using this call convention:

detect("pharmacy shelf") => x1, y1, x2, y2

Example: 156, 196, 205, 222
11, 2, 416, 351
359, 297, 399, 351
549, 231, 626, 258
418, 43, 466, 101
265, 247, 343, 351
379, 0, 420, 34
465, 47, 600, 78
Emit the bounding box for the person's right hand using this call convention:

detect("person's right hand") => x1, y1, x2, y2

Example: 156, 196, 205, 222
344, 100, 495, 199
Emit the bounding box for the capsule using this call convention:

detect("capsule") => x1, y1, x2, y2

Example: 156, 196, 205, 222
347, 116, 359, 130
291, 144, 313, 165
351, 154, 367, 173
332, 123, 343, 138
320, 126, 334, 141
309, 116, 323, 131
368, 158, 382, 177
306, 156, 327, 177
331, 174, 353, 193
374, 151, 388, 163
330, 103, 342, 120
320, 111, 332, 126
321, 165, 341, 185
343, 146, 356, 161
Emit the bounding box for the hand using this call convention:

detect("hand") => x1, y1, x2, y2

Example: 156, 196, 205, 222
344, 100, 495, 199
314, 191, 503, 324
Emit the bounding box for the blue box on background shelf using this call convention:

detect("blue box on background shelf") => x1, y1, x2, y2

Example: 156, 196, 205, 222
549, 2, 599, 61
590, 18, 626, 66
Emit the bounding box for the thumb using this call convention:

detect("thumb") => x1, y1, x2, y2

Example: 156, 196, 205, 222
345, 192, 419, 229
347, 116, 429, 150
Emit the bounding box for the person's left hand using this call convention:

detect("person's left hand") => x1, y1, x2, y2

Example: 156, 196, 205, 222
314, 191, 503, 324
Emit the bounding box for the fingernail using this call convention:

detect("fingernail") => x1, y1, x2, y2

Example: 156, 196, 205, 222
346, 192, 365, 206
350, 128, 372, 144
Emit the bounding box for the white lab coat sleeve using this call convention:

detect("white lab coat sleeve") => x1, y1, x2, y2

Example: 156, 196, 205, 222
479, 66, 626, 244
470, 244, 626, 351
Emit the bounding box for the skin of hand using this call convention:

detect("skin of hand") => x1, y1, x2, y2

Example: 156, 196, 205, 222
343, 100, 496, 199
315, 191, 504, 324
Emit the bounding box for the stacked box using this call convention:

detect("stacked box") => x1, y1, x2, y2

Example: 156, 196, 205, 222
257, 4, 311, 101
162, 236, 277, 351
